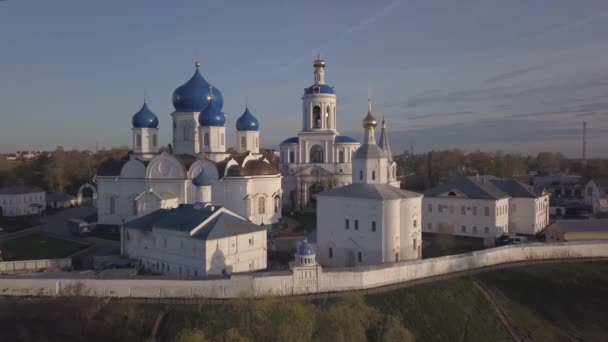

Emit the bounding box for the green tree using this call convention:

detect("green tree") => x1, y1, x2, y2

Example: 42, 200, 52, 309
315, 296, 380, 342
173, 328, 207, 342
381, 315, 415, 342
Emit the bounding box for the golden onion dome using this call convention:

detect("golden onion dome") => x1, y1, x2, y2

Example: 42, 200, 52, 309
362, 110, 377, 128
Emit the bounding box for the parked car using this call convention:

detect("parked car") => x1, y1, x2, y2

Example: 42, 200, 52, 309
506, 236, 528, 245
66, 218, 92, 236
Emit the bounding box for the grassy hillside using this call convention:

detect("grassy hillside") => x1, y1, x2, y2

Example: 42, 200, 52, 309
0, 262, 606, 341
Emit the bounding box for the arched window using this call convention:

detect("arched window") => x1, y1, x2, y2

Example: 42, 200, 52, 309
289, 150, 295, 163
326, 106, 331, 128
338, 150, 344, 163
220, 133, 224, 146
153, 134, 157, 147
256, 137, 259, 148
203, 132, 210, 146
372, 170, 376, 180
313, 106, 321, 128
359, 171, 363, 180
136, 134, 142, 148
132, 199, 137, 215
183, 124, 188, 141
109, 197, 115, 215
310, 145, 324, 163
258, 197, 265, 214
274, 195, 280, 213
241, 136, 246, 148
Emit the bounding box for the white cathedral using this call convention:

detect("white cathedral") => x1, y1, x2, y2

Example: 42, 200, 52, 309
96, 62, 282, 227
279, 57, 398, 211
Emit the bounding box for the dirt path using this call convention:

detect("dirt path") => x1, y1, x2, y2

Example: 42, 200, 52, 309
473, 280, 528, 342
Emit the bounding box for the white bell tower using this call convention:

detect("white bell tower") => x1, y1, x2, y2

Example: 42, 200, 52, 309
301, 56, 337, 132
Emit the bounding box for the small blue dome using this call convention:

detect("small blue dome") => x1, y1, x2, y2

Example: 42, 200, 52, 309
298, 239, 314, 255
335, 135, 358, 144
172, 65, 224, 112
198, 98, 226, 127
304, 84, 335, 95
280, 136, 299, 145
236, 107, 259, 131
192, 168, 215, 186
131, 102, 159, 128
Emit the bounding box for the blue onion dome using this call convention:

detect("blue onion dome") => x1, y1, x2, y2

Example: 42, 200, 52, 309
198, 97, 226, 127
172, 62, 224, 112
192, 168, 215, 186
298, 239, 314, 255
131, 102, 159, 128
236, 106, 259, 131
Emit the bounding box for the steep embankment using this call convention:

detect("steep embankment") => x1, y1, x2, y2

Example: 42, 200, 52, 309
0, 262, 606, 341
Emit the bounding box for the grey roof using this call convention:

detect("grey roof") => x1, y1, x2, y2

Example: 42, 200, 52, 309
424, 176, 510, 200
0, 185, 44, 195
378, 120, 392, 160
425, 175, 547, 200
488, 178, 540, 198
551, 219, 608, 233
46, 192, 75, 202
125, 204, 264, 240
317, 183, 421, 200
354, 144, 387, 159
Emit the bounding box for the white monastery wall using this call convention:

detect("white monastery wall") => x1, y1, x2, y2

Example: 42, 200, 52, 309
1, 242, 606, 298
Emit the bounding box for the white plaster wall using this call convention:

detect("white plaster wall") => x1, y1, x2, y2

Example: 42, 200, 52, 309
317, 196, 386, 267
212, 176, 282, 225
0, 192, 45, 217
399, 197, 422, 260
132, 128, 158, 155
171, 111, 200, 155
205, 230, 267, 275
236, 131, 260, 154
302, 93, 337, 132
422, 197, 508, 238
199, 126, 227, 154
510, 196, 549, 235
1, 242, 607, 298
353, 154, 389, 184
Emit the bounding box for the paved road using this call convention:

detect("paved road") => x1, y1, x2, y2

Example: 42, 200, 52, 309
2, 206, 120, 268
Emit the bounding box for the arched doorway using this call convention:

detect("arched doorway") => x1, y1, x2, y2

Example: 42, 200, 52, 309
310, 145, 324, 163
77, 183, 98, 207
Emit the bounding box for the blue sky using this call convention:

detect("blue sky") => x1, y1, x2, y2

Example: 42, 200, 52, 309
1, 0, 608, 157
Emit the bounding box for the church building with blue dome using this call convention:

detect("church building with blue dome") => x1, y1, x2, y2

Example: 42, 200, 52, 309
96, 61, 282, 230
279, 57, 365, 211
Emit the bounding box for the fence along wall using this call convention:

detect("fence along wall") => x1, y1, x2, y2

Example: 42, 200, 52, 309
0, 242, 606, 298
0, 258, 71, 274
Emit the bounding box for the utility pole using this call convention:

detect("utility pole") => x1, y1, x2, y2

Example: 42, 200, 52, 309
582, 121, 587, 169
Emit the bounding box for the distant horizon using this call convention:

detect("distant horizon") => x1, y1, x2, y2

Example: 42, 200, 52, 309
2, 1, 608, 157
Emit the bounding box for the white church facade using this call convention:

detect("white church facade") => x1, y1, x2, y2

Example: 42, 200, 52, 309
96, 62, 282, 227
316, 102, 422, 267
279, 57, 361, 211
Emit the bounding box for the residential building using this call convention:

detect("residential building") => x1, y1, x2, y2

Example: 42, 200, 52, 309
46, 192, 77, 208
545, 219, 608, 242
124, 203, 267, 276
0, 186, 45, 217
316, 100, 422, 267
423, 175, 550, 244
